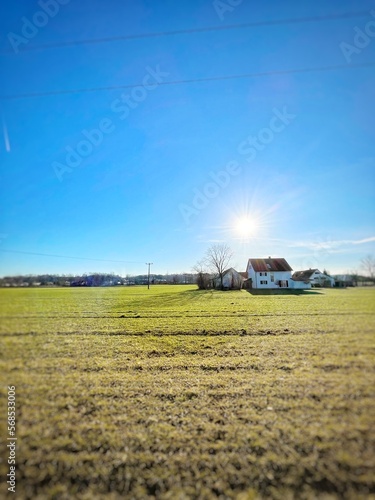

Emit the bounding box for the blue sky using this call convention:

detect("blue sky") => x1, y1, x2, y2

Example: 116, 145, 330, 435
0, 0, 374, 277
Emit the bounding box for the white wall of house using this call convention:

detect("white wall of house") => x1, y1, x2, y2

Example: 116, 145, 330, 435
290, 279, 311, 289
310, 270, 335, 287
247, 268, 293, 288
247, 268, 311, 289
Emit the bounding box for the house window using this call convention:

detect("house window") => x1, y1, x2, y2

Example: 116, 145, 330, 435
270, 274, 274, 282
260, 280, 268, 285
260, 272, 267, 276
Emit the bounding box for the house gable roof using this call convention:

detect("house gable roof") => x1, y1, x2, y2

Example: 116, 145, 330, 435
247, 258, 292, 273
222, 267, 235, 276
292, 269, 335, 281
292, 269, 317, 281
222, 268, 245, 279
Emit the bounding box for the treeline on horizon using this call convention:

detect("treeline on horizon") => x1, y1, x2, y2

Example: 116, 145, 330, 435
0, 272, 198, 287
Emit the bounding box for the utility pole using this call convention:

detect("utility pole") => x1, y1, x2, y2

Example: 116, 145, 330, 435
146, 262, 153, 289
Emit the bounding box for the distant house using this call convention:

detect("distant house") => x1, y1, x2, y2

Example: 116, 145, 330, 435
333, 275, 356, 287
292, 269, 335, 287
246, 257, 311, 290
213, 268, 245, 290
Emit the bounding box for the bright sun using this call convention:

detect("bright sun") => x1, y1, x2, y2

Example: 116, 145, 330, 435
234, 216, 259, 237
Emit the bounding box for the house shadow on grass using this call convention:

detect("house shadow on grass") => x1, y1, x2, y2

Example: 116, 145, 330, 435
246, 289, 323, 296
180, 288, 323, 296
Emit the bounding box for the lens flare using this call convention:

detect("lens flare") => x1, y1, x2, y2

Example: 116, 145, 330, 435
234, 216, 259, 238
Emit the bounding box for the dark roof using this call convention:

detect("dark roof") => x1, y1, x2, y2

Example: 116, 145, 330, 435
247, 258, 292, 273
239, 272, 248, 279
292, 269, 317, 281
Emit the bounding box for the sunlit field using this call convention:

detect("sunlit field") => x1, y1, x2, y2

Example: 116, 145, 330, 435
0, 286, 374, 499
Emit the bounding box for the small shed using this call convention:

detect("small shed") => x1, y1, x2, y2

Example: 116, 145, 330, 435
213, 268, 245, 290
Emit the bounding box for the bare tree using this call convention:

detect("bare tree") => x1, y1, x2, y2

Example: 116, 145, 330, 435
204, 244, 233, 290
361, 255, 375, 279
348, 269, 359, 287
192, 260, 211, 290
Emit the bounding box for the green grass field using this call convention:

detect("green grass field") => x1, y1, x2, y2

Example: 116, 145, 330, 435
0, 285, 374, 499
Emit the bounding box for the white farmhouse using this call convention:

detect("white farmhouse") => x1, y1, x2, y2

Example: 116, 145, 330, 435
292, 269, 335, 287
246, 257, 311, 290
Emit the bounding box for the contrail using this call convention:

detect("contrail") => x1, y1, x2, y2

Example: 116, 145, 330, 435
2, 116, 10, 152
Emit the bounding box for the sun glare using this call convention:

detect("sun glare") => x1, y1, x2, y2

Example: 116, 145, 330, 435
234, 216, 259, 238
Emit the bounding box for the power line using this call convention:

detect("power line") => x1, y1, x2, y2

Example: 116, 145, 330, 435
0, 248, 144, 264
2, 10, 371, 54
2, 61, 374, 100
